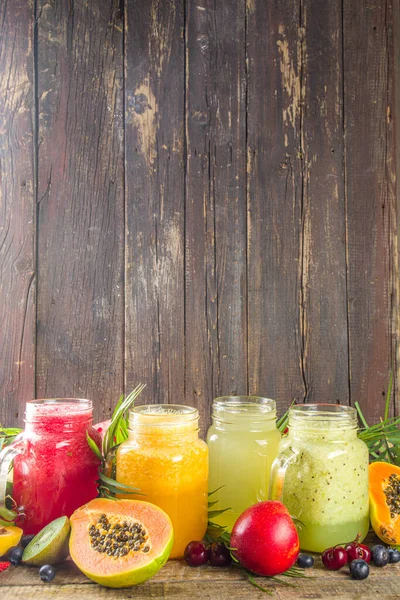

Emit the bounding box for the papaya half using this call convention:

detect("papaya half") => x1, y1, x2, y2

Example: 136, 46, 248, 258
369, 461, 400, 546
69, 498, 173, 588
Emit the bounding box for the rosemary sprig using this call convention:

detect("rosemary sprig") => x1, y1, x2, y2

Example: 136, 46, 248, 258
205, 489, 231, 546
103, 384, 146, 457
276, 375, 400, 466
87, 384, 146, 498
356, 372, 400, 465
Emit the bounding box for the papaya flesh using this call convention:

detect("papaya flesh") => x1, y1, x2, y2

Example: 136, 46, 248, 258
69, 498, 173, 588
369, 461, 400, 546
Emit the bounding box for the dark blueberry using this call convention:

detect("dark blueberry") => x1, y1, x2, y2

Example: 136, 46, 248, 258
20, 534, 35, 549
349, 559, 369, 580
39, 565, 56, 583
388, 548, 400, 564
8, 546, 23, 565
297, 554, 314, 569
371, 544, 389, 567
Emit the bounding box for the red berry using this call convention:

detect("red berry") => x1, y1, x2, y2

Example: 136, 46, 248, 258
184, 541, 209, 567
322, 546, 347, 570
208, 542, 232, 567
345, 541, 371, 564
0, 562, 10, 574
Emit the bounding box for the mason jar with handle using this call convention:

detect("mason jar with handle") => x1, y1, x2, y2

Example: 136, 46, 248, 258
270, 403, 369, 552
207, 396, 281, 531
0, 399, 101, 534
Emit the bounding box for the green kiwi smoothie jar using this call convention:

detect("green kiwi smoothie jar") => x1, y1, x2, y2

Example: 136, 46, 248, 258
270, 404, 369, 552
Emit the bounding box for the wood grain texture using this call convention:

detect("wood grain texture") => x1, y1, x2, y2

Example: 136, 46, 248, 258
300, 0, 349, 403
35, 0, 124, 420
246, 0, 305, 413
1, 532, 400, 599
185, 0, 247, 431
394, 0, 400, 416
344, 0, 397, 420
124, 0, 185, 406
0, 0, 35, 425
0, 0, 398, 426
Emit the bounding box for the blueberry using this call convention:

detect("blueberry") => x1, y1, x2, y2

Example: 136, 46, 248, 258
8, 546, 23, 565
349, 559, 369, 580
39, 565, 56, 582
371, 544, 389, 567
20, 534, 35, 549
297, 554, 314, 568
387, 548, 400, 564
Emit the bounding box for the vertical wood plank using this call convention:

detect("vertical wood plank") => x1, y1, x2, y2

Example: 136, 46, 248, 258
394, 0, 400, 416
185, 0, 247, 430
124, 0, 185, 406
0, 0, 35, 425
344, 0, 397, 420
300, 0, 349, 403
246, 0, 305, 413
36, 0, 124, 420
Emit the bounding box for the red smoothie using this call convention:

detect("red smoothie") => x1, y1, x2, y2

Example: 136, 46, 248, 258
12, 399, 101, 534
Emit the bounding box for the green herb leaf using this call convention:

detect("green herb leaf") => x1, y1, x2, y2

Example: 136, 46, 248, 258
103, 384, 146, 457
86, 432, 103, 461
99, 472, 142, 493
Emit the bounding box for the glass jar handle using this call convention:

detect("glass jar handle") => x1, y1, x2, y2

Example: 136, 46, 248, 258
0, 439, 24, 510
269, 447, 298, 502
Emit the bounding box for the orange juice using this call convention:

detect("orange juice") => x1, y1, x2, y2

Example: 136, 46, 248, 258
116, 405, 208, 558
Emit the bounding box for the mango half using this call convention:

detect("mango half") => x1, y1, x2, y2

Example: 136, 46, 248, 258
69, 498, 173, 588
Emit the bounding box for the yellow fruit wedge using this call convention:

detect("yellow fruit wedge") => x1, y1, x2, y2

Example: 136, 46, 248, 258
0, 525, 23, 557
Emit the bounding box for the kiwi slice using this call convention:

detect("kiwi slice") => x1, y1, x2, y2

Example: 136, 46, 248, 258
22, 516, 71, 566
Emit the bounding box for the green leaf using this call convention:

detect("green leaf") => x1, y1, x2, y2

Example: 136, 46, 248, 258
384, 371, 393, 422
98, 472, 144, 496
246, 573, 273, 595
208, 508, 230, 519
86, 432, 103, 461
103, 384, 146, 457
0, 506, 17, 522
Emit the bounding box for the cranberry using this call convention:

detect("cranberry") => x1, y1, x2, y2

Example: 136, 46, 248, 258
208, 542, 232, 567
322, 546, 347, 570
184, 541, 209, 567
345, 541, 371, 564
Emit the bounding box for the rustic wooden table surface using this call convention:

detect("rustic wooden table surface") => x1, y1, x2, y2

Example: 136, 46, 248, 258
0, 533, 399, 600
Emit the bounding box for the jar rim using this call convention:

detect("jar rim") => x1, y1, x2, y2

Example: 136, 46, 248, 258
288, 403, 358, 427
24, 399, 93, 424
129, 404, 199, 428
213, 396, 276, 414
27, 398, 93, 409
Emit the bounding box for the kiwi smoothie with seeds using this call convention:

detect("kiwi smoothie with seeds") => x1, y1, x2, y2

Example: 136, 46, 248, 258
270, 404, 369, 553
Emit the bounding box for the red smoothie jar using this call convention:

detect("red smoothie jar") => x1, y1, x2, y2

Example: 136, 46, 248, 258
0, 399, 101, 534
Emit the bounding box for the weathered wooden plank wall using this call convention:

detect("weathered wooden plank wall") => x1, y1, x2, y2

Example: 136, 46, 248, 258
0, 0, 398, 429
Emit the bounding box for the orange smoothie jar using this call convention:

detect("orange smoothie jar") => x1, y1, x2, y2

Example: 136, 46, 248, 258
116, 405, 208, 558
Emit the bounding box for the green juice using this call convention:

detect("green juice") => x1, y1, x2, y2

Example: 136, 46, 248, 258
207, 397, 281, 532
273, 406, 370, 552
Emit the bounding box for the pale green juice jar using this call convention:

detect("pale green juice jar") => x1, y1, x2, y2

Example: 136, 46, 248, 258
207, 396, 281, 531
270, 404, 370, 552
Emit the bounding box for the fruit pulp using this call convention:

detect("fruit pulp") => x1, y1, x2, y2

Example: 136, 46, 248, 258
13, 401, 101, 535
116, 410, 208, 558
279, 429, 369, 552
207, 408, 281, 531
